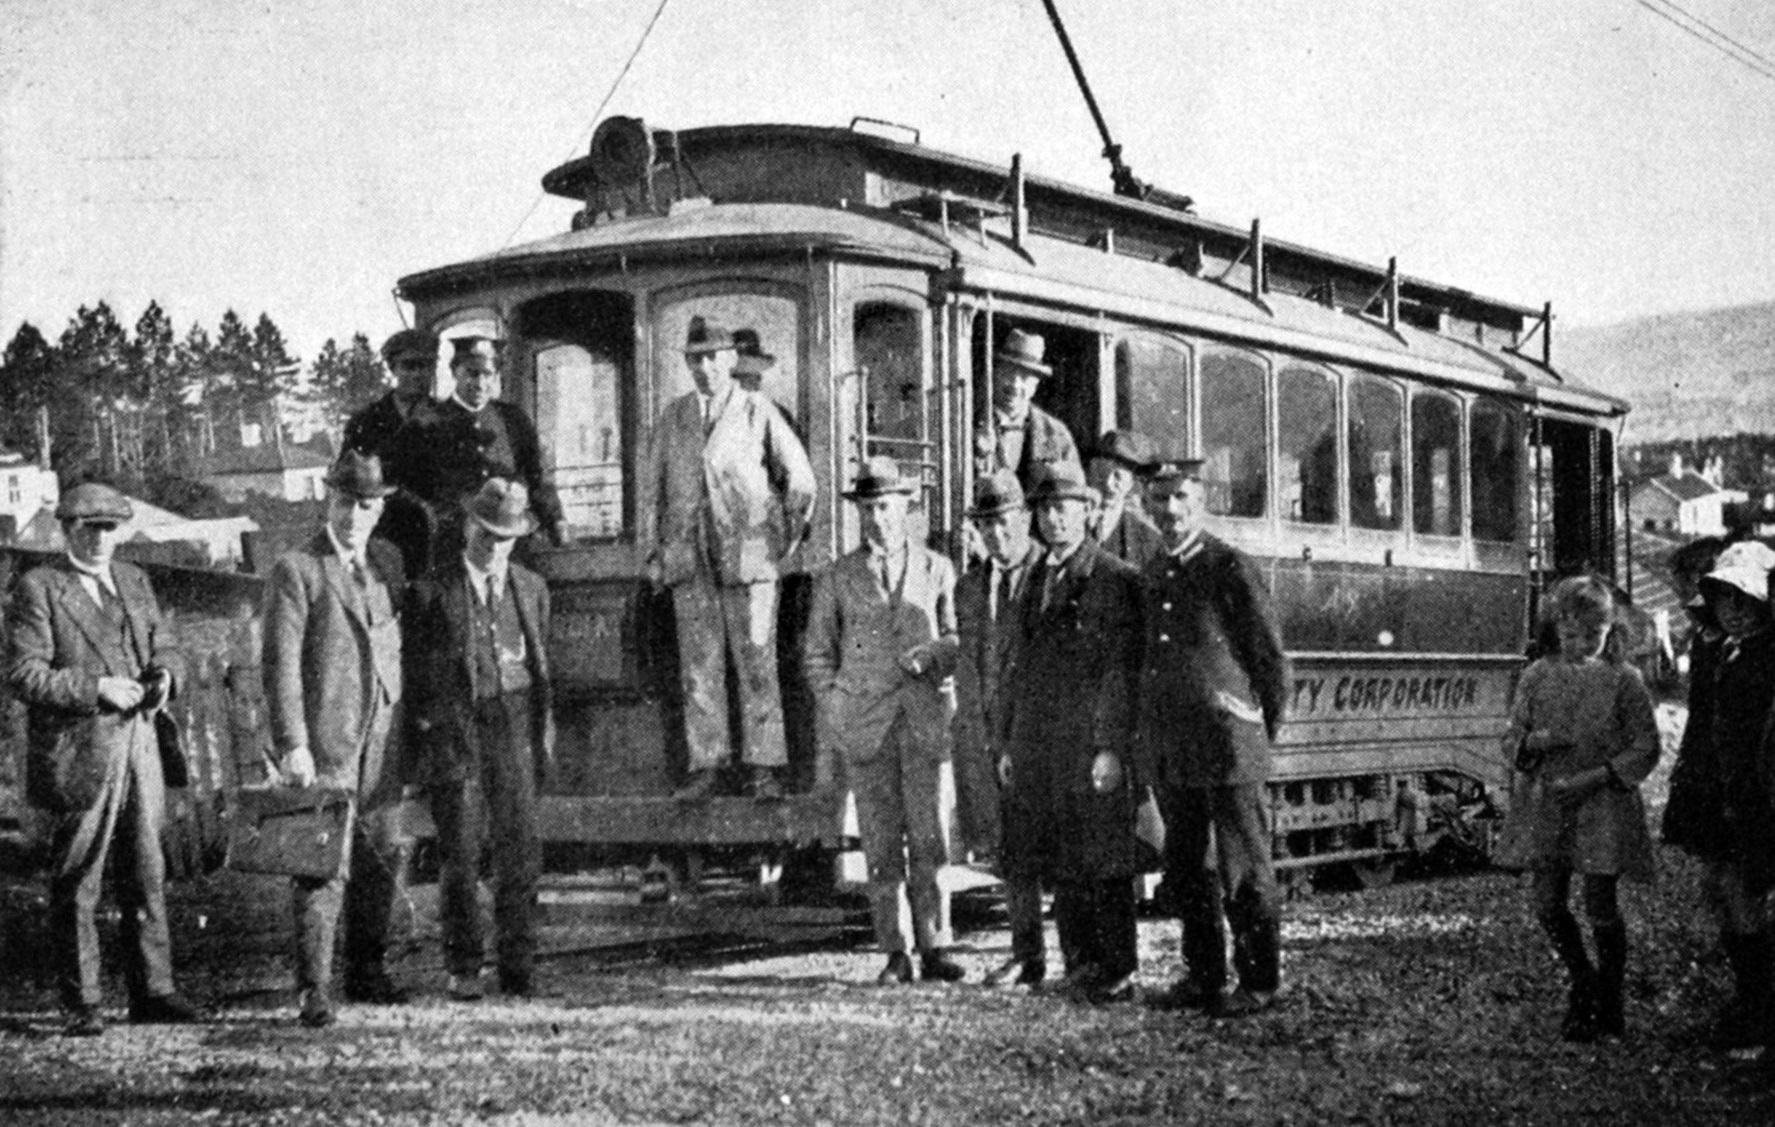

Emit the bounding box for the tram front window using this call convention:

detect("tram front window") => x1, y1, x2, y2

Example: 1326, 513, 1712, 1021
1200, 348, 1268, 519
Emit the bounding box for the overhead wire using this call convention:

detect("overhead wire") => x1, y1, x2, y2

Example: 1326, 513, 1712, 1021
498, 0, 676, 249
1634, 0, 1775, 83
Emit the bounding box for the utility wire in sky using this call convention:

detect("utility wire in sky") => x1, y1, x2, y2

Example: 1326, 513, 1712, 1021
498, 0, 675, 249
1636, 0, 1775, 83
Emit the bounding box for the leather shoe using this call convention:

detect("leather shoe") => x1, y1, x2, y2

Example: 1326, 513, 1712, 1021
877, 952, 914, 985
1086, 973, 1138, 1004
1148, 976, 1225, 1012
672, 770, 722, 803
1210, 987, 1276, 1018
343, 969, 410, 1005
298, 988, 336, 1029
63, 1004, 105, 1038
920, 950, 966, 983
448, 972, 486, 1001
128, 992, 205, 1024
983, 957, 1046, 988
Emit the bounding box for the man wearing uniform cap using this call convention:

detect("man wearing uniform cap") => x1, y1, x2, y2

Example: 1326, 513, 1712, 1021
343, 328, 440, 459
385, 335, 566, 567
261, 451, 410, 1027
804, 456, 965, 985
6, 482, 204, 1036
406, 477, 555, 1000
973, 328, 1081, 494
646, 315, 816, 801
1138, 458, 1289, 1017
1086, 430, 1165, 569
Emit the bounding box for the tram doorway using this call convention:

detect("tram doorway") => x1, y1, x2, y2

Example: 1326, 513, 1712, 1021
970, 316, 1102, 478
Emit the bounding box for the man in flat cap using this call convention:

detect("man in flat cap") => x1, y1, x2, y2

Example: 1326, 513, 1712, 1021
997, 462, 1144, 1002
646, 315, 816, 801
405, 478, 554, 1000
343, 329, 440, 459
1087, 430, 1165, 569
262, 451, 410, 1027
386, 335, 566, 568
5, 482, 203, 1036
1138, 459, 1288, 1017
974, 328, 1081, 495
804, 457, 964, 985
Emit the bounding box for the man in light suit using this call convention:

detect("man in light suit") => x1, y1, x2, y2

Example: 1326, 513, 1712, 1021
6, 482, 202, 1036
262, 451, 410, 1027
646, 316, 816, 801
406, 478, 555, 999
804, 457, 965, 985
1138, 459, 1289, 1017
973, 328, 1081, 495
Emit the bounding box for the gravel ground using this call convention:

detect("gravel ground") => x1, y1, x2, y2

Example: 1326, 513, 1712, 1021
1, 704, 1769, 1126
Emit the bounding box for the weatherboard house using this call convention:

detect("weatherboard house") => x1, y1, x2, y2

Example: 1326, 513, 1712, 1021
1629, 463, 1744, 537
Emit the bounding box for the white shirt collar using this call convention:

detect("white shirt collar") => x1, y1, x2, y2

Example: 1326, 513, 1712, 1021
463, 554, 506, 603
1046, 541, 1083, 569
65, 553, 117, 601
452, 393, 488, 415
325, 526, 367, 572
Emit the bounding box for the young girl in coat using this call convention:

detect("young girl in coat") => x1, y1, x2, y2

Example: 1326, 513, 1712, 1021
1497, 575, 1661, 1041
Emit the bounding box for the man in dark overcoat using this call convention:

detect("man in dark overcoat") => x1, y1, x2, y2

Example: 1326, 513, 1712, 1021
405, 478, 555, 999
1086, 430, 1164, 569
1137, 459, 1289, 1016
5, 482, 202, 1036
342, 328, 439, 458
262, 452, 410, 1026
999, 462, 1144, 1002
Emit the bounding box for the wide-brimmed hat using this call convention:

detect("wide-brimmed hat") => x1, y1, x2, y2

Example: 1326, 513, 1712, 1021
1091, 430, 1157, 472
1702, 540, 1775, 604
325, 450, 397, 500
1147, 457, 1207, 485
683, 315, 737, 356
733, 328, 777, 377
462, 477, 537, 539
1026, 462, 1096, 505
842, 456, 916, 501
995, 328, 1052, 378
381, 328, 439, 363
449, 335, 504, 367
55, 481, 133, 526
967, 470, 1027, 519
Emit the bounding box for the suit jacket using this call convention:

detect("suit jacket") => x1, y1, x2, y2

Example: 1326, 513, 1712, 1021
803, 543, 959, 765
386, 398, 565, 538
342, 390, 432, 459
405, 558, 555, 786
974, 403, 1082, 493
953, 542, 1041, 765
5, 557, 174, 813
647, 386, 816, 587
999, 540, 1143, 879
1097, 503, 1165, 570
261, 532, 405, 800
1136, 533, 1288, 789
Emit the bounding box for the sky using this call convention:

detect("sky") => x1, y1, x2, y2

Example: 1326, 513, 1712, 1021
2, 0, 1773, 365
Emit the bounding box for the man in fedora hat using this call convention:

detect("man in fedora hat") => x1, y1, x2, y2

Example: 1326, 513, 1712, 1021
646, 315, 815, 801
804, 456, 965, 985
974, 327, 1080, 494
6, 481, 204, 1036
343, 328, 440, 459
386, 335, 566, 567
997, 461, 1145, 1002
262, 451, 411, 1026
733, 327, 800, 435
406, 477, 555, 1000
1087, 430, 1165, 569
1138, 459, 1288, 1017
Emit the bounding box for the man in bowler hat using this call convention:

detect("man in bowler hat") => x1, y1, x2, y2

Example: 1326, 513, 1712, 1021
262, 451, 411, 1026
804, 457, 965, 985
974, 328, 1081, 493
405, 478, 555, 999
6, 482, 203, 1035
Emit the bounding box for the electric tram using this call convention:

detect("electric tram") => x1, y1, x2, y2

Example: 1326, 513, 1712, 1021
390, 111, 1627, 891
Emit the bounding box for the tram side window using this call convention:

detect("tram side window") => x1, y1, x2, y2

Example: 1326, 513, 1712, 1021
1411, 391, 1463, 537
1200, 348, 1267, 519
856, 303, 926, 472
1277, 365, 1337, 525
1114, 336, 1191, 459
1347, 375, 1403, 531
1470, 398, 1520, 543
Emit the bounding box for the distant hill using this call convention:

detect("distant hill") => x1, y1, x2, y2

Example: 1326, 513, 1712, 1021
1559, 300, 1775, 443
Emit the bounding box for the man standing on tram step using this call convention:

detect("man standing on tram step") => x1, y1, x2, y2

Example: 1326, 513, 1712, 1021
384, 336, 566, 570
804, 457, 965, 985
5, 482, 204, 1036
997, 461, 1145, 1003
405, 478, 555, 1000
262, 451, 411, 1028
1086, 429, 1165, 569
646, 315, 816, 802
973, 328, 1081, 495
1138, 458, 1289, 1017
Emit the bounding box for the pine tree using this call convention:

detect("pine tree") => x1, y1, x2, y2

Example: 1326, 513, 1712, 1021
308, 332, 389, 434
0, 322, 56, 461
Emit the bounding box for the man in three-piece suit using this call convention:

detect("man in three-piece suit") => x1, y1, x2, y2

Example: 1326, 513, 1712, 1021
997, 462, 1145, 1003
5, 482, 202, 1036
262, 452, 410, 1027
804, 457, 965, 985
406, 478, 555, 999
646, 316, 816, 801
973, 328, 1081, 495
1138, 459, 1289, 1017
1087, 430, 1165, 569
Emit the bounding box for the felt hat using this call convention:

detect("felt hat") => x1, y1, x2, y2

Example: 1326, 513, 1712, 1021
994, 328, 1052, 378
842, 456, 916, 501
682, 315, 736, 355
966, 469, 1027, 519
325, 450, 397, 500
462, 477, 537, 539
1091, 430, 1157, 472
1026, 461, 1096, 505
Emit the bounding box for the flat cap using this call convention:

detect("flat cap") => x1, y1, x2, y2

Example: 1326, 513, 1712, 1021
450, 335, 504, 365
380, 328, 439, 362
55, 481, 134, 525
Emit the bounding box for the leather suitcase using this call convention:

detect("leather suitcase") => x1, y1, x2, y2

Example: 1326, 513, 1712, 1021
225, 787, 354, 880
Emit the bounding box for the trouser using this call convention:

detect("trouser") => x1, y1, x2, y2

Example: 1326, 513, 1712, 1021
1003, 875, 1045, 965
432, 693, 541, 980
949, 737, 1001, 859
291, 802, 404, 993
852, 712, 952, 953
1056, 878, 1139, 982
1162, 782, 1282, 993
673, 570, 787, 770
50, 717, 174, 1008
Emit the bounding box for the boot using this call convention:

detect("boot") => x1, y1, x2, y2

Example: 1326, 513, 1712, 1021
1712, 931, 1772, 1049
1593, 922, 1627, 1039
1540, 909, 1597, 1042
